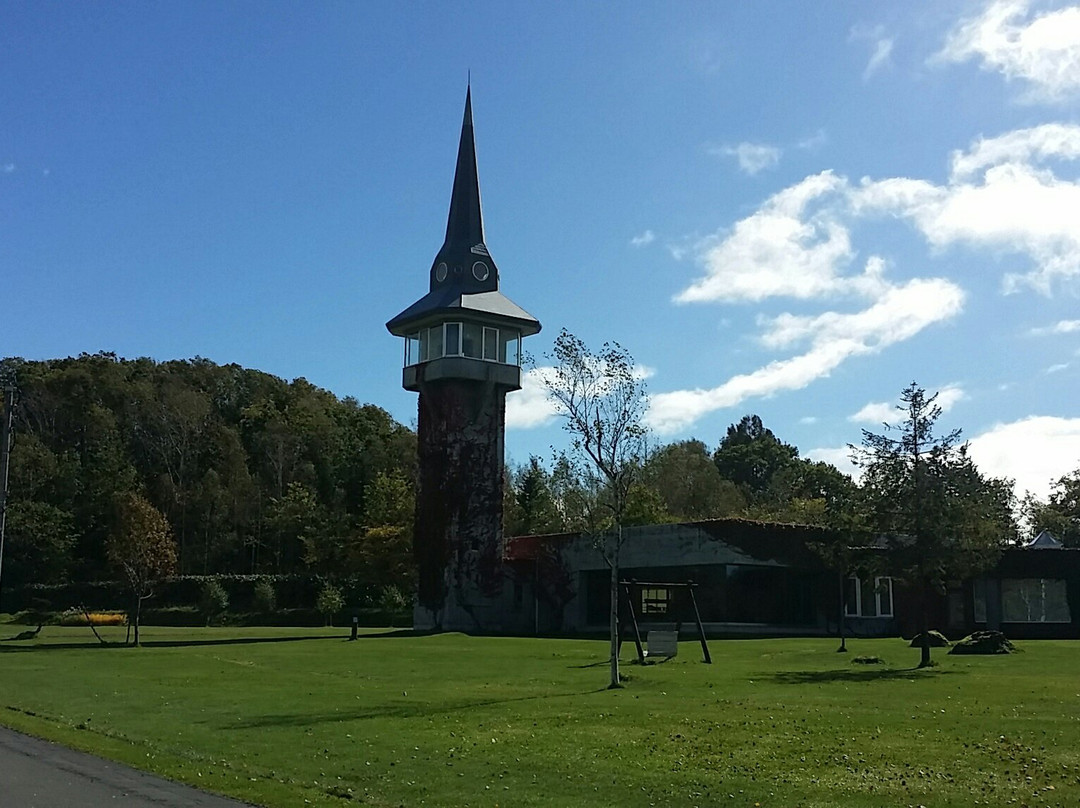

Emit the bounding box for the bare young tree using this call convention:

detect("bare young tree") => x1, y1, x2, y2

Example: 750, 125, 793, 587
537, 329, 649, 688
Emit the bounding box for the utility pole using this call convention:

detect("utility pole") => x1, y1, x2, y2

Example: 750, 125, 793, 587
0, 379, 15, 613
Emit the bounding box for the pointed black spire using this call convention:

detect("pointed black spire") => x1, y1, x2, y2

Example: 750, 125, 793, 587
444, 85, 484, 249
387, 86, 540, 340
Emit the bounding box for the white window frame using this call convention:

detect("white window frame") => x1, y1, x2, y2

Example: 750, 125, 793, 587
845, 576, 894, 618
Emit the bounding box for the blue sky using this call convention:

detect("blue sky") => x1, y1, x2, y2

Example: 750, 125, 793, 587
3, 1, 1080, 501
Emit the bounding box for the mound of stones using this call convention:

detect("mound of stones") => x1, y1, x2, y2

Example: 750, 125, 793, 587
908, 630, 951, 647
948, 630, 1016, 655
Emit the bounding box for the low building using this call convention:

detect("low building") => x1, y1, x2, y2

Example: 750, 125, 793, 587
500, 520, 1080, 641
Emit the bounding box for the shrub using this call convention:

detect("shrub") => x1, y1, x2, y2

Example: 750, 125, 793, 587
315, 583, 345, 627
253, 579, 277, 613
379, 585, 409, 626
198, 579, 230, 626
59, 610, 127, 627
909, 630, 951, 648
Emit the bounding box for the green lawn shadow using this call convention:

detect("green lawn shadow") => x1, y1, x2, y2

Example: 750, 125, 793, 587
762, 665, 967, 684
226, 686, 607, 729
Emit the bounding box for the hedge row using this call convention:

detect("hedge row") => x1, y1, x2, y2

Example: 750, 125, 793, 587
8, 575, 406, 614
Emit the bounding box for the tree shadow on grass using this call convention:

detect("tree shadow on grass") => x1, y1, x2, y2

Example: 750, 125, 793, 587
762, 666, 968, 685
225, 686, 608, 730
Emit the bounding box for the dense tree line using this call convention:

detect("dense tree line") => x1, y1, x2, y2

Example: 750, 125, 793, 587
1, 353, 416, 606
6, 352, 1061, 620
504, 414, 859, 537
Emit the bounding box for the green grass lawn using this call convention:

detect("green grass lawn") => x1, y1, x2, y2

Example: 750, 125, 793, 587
1, 626, 1078, 807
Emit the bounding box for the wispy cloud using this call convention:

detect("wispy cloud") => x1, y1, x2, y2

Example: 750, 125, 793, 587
797, 130, 828, 151
630, 229, 656, 248
799, 416, 818, 425
1046, 362, 1070, 374
2, 163, 14, 174
850, 24, 894, 82
935, 0, 1080, 102
1030, 318, 1080, 336
647, 278, 964, 433
710, 142, 782, 175
849, 401, 896, 425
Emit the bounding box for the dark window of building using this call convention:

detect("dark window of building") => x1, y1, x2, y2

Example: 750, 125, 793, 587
463, 322, 483, 358
1002, 579, 1071, 623
444, 323, 460, 356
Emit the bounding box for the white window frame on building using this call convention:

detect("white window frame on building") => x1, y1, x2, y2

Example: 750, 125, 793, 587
844, 576, 894, 618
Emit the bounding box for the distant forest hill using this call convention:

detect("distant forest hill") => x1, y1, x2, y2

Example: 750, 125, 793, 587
1, 353, 417, 597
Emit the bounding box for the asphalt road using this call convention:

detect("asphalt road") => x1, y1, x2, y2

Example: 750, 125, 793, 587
0, 726, 254, 808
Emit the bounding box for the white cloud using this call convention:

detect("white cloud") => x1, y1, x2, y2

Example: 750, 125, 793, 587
799, 416, 818, 425
675, 172, 857, 304
935, 383, 967, 412
630, 229, 656, 247
2, 163, 14, 174
936, 0, 1080, 102
711, 142, 782, 175
804, 446, 860, 481
950, 123, 1080, 180
854, 124, 1080, 294
1046, 362, 1070, 373
506, 367, 560, 429
1030, 318, 1080, 335
968, 415, 1080, 500
656, 120, 1080, 435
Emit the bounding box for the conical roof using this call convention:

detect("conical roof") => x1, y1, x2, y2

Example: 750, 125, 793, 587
387, 87, 540, 337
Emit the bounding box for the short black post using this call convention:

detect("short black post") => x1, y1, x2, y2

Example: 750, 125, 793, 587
350, 615, 359, 641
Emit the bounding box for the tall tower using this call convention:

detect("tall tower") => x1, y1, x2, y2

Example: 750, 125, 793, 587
387, 88, 541, 631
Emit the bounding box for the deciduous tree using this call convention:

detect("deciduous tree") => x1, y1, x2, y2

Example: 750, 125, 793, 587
106, 493, 178, 646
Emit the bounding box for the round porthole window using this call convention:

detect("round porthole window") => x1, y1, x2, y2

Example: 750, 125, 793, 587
472, 261, 489, 281
435, 263, 448, 282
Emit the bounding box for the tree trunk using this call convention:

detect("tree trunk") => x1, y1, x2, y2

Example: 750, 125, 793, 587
918, 583, 932, 668
837, 572, 847, 653
608, 558, 620, 689
134, 594, 143, 647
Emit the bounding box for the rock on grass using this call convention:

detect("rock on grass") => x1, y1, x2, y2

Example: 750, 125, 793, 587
948, 630, 1017, 655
